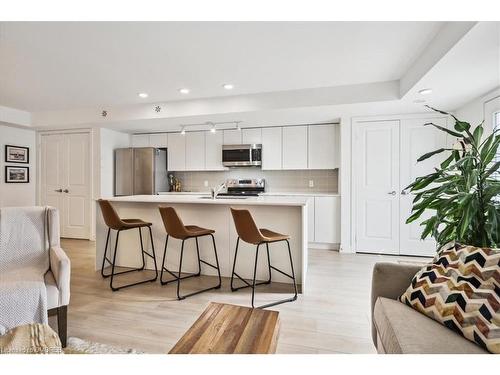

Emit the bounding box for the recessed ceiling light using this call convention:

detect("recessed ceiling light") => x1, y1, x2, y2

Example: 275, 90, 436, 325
178, 88, 190, 94
138, 92, 149, 98
418, 88, 433, 95
222, 83, 234, 90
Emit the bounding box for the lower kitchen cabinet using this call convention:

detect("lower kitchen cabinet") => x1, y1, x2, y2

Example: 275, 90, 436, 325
314, 196, 340, 244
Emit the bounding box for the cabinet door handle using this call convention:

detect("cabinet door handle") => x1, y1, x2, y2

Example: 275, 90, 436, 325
63, 189, 69, 193
387, 191, 396, 195
54, 189, 63, 193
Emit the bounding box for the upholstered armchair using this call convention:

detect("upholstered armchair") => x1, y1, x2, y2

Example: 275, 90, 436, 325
0, 207, 70, 347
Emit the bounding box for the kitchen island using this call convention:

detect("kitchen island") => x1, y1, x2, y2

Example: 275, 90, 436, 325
95, 194, 309, 291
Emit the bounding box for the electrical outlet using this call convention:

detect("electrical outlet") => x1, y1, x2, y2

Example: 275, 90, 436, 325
309, 180, 314, 188
204, 180, 209, 187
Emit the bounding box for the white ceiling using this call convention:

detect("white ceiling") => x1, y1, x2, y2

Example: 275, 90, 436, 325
0, 21, 443, 111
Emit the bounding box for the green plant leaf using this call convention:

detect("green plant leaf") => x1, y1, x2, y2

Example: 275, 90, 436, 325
417, 148, 449, 162
454, 121, 471, 132
423, 122, 463, 138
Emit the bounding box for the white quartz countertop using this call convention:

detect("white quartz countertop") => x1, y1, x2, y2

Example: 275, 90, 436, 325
158, 191, 339, 197
102, 194, 308, 206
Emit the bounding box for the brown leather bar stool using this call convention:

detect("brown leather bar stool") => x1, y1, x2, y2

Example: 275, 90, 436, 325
158, 206, 222, 300
98, 199, 158, 291
230, 208, 298, 309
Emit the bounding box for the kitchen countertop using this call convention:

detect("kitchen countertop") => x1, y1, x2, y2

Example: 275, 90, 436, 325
104, 194, 308, 207
158, 191, 339, 197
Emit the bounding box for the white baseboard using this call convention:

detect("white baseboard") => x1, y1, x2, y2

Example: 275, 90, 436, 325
308, 242, 339, 250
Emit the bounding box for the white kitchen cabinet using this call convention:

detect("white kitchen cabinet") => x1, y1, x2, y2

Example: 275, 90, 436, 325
185, 131, 205, 171
261, 127, 282, 170
314, 196, 340, 244
308, 124, 338, 169
167, 132, 186, 171
242, 128, 262, 144
307, 197, 315, 242
131, 134, 150, 147
149, 133, 168, 148
205, 131, 225, 170
282, 126, 308, 169
223, 129, 242, 145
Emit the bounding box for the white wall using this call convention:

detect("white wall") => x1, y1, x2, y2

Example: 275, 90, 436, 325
455, 87, 500, 133
99, 128, 130, 198
0, 124, 37, 207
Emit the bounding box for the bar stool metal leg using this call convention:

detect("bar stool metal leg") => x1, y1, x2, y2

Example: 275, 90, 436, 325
231, 237, 272, 292
161, 234, 222, 300
104, 227, 158, 292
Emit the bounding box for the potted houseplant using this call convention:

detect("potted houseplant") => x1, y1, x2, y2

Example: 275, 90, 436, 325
406, 106, 500, 249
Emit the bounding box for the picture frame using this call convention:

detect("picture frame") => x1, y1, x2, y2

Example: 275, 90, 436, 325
5, 166, 30, 183
5, 145, 30, 164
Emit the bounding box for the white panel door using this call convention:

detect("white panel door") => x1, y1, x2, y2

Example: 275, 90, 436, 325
282, 126, 308, 170
40, 132, 91, 239
205, 131, 225, 170
40, 134, 66, 227
261, 127, 282, 170
399, 118, 447, 256
167, 133, 186, 171
131, 134, 150, 147
62, 133, 91, 239
355, 121, 400, 254
149, 133, 168, 148
242, 128, 262, 144
185, 131, 205, 171
314, 196, 340, 243
223, 129, 242, 145
308, 124, 338, 169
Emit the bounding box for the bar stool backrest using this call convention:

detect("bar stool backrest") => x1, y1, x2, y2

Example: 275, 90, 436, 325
158, 206, 189, 239
98, 199, 124, 230
230, 208, 263, 245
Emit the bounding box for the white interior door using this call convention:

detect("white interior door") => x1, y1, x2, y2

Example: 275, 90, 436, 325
62, 133, 91, 239
355, 121, 400, 254
399, 118, 447, 256
40, 132, 91, 239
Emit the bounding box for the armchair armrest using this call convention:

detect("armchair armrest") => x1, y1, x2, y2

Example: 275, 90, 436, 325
49, 246, 71, 306
370, 262, 422, 346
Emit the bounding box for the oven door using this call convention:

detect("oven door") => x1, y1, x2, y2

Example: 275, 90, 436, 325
222, 146, 252, 167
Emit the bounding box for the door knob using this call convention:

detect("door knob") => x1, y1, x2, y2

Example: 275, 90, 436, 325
63, 189, 69, 193
54, 189, 63, 193
388, 191, 396, 195
401, 190, 408, 195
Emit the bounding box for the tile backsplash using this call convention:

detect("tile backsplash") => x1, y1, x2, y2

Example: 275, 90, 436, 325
172, 168, 338, 193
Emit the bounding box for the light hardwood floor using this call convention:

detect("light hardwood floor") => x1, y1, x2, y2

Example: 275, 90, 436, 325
52, 239, 427, 354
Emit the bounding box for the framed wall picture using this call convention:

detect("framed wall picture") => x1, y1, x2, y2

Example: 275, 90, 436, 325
5, 166, 30, 183
5, 145, 30, 164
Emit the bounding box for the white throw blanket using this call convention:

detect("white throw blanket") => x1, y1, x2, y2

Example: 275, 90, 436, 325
0, 207, 50, 335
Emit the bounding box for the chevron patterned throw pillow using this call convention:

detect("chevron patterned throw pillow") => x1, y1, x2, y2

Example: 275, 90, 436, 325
400, 242, 500, 354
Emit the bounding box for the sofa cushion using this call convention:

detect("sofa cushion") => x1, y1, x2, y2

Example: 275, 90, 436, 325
399, 243, 499, 353
374, 297, 487, 354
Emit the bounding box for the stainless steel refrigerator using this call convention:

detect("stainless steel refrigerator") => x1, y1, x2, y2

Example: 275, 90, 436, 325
115, 147, 168, 196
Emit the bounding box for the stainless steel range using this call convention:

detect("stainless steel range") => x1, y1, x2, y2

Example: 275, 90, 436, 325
217, 178, 265, 197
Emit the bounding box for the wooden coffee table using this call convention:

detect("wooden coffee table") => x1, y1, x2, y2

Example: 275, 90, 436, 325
169, 302, 280, 354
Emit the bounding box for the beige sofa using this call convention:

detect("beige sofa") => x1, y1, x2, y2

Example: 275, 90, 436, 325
371, 262, 487, 354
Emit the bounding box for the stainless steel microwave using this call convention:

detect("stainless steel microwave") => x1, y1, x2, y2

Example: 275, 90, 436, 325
222, 144, 262, 167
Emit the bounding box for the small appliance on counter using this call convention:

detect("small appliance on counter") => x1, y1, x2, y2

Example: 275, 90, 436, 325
115, 147, 168, 196
217, 179, 265, 197
168, 174, 182, 192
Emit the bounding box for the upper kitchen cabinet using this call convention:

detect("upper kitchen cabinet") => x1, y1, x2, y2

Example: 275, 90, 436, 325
185, 131, 206, 171
223, 129, 242, 145
131, 134, 150, 147
167, 132, 186, 171
242, 128, 262, 144
308, 124, 339, 169
205, 131, 225, 170
261, 127, 282, 170
149, 133, 168, 148
282, 125, 308, 169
